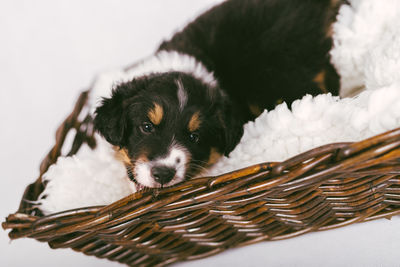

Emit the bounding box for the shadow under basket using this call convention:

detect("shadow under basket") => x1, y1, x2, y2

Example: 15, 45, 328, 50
3, 90, 400, 267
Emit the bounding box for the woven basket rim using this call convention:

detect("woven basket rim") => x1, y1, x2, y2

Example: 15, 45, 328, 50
3, 89, 400, 266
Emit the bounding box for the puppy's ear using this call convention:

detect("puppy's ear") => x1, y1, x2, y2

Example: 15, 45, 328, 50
94, 78, 149, 146
218, 101, 245, 156
94, 89, 128, 147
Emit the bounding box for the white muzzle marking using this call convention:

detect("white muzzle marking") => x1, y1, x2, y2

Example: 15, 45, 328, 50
134, 144, 189, 188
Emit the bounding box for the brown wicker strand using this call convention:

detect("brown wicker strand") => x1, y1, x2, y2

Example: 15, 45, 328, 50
3, 90, 400, 266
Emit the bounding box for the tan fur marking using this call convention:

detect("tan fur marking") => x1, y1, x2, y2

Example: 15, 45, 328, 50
330, 0, 343, 8
137, 155, 149, 163
249, 104, 263, 117
208, 147, 222, 166
115, 147, 150, 167
148, 103, 163, 125
324, 0, 344, 38
313, 70, 328, 93
115, 148, 131, 165
188, 111, 202, 132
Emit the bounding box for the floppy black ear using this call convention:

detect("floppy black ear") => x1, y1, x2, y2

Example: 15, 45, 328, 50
94, 77, 149, 146
218, 101, 245, 156
222, 115, 244, 156
94, 89, 128, 147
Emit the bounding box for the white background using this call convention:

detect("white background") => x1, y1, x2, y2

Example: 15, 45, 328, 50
1, 1, 400, 266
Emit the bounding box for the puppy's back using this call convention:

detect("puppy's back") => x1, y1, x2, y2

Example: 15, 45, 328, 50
160, 0, 342, 119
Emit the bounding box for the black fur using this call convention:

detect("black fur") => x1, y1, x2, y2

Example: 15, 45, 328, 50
160, 0, 342, 121
94, 0, 343, 188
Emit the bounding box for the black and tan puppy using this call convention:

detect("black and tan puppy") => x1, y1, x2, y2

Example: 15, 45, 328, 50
94, 0, 344, 189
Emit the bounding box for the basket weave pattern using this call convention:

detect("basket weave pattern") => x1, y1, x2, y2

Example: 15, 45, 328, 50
3, 90, 400, 266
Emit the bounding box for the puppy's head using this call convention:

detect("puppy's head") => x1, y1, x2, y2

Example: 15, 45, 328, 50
94, 72, 243, 188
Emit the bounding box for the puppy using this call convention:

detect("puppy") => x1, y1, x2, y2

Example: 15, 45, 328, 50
94, 0, 344, 189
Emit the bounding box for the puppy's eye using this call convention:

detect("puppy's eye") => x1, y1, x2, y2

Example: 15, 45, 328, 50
189, 132, 200, 143
140, 122, 155, 134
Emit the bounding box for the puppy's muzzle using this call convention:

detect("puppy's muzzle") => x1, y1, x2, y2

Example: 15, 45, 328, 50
151, 165, 176, 185
133, 144, 189, 188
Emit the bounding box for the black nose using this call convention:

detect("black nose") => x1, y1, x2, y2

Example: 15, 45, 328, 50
151, 166, 176, 185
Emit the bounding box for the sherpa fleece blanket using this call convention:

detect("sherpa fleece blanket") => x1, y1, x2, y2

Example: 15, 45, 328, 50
38, 0, 400, 215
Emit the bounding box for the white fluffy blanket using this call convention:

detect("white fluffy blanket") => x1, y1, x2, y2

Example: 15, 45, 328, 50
38, 0, 400, 215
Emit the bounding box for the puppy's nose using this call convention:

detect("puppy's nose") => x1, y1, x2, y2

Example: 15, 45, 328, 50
151, 166, 176, 185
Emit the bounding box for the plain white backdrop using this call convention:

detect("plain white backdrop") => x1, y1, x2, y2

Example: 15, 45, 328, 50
1, 1, 400, 266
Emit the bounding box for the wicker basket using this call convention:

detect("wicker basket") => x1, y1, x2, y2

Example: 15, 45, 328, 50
3, 89, 400, 267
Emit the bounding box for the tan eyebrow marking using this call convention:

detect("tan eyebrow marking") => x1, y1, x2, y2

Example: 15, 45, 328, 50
148, 103, 164, 125
188, 111, 201, 132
